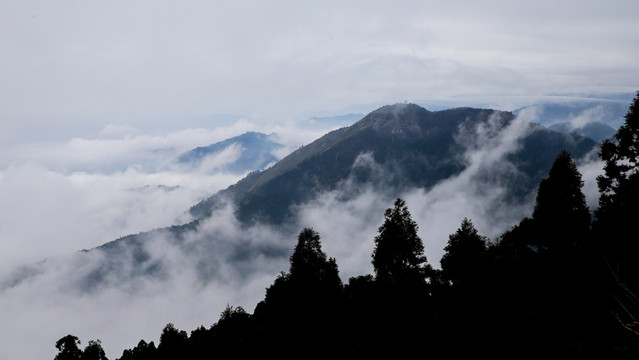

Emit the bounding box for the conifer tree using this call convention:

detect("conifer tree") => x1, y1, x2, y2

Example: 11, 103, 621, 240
532, 150, 591, 252
289, 227, 341, 290
260, 227, 342, 312
372, 198, 429, 286
596, 92, 639, 285
440, 218, 488, 288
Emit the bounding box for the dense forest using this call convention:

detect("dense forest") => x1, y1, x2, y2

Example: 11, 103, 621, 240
54, 93, 639, 360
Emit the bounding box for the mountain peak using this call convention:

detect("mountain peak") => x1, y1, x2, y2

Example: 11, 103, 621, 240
354, 103, 431, 137
369, 102, 429, 118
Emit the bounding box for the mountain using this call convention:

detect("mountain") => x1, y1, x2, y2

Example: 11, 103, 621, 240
190, 103, 598, 224
548, 122, 617, 142
176, 131, 284, 174
513, 99, 630, 129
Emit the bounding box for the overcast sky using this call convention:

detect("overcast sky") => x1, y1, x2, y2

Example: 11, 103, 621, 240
2, 0, 638, 146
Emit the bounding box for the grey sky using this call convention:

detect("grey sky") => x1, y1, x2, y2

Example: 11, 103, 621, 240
1, 0, 638, 146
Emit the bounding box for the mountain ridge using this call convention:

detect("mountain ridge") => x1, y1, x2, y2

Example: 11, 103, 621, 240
189, 103, 596, 224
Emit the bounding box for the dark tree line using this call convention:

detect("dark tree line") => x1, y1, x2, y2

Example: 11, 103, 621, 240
56, 93, 639, 360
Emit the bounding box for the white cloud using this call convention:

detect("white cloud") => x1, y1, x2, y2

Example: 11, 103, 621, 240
0, 162, 242, 271
99, 124, 140, 138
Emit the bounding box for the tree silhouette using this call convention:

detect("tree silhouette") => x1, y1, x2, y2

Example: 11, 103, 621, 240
54, 335, 83, 360
372, 198, 429, 286
500, 150, 590, 255
596, 91, 639, 287
261, 228, 342, 309
252, 228, 344, 360
117, 340, 156, 360
532, 150, 591, 252
440, 218, 488, 289
598, 92, 639, 212
156, 323, 187, 360
81, 340, 108, 360
492, 150, 607, 358
289, 227, 341, 291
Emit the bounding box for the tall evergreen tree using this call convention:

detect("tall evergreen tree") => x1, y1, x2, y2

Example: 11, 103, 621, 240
288, 227, 341, 291
532, 150, 591, 252
501, 150, 590, 254
440, 218, 488, 288
596, 91, 639, 286
372, 198, 429, 286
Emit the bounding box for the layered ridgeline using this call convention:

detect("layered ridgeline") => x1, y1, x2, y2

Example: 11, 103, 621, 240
190, 103, 596, 224
2, 103, 598, 292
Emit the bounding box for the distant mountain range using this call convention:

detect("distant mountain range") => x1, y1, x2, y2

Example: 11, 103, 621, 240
513, 99, 630, 142
547, 122, 616, 143
176, 131, 284, 174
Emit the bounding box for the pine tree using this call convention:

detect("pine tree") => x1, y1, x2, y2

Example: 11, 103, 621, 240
532, 150, 591, 252
440, 218, 488, 288
596, 92, 639, 286
289, 227, 341, 291
259, 227, 342, 314
372, 198, 429, 287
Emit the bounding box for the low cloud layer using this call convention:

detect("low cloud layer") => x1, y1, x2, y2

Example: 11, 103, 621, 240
0, 118, 341, 272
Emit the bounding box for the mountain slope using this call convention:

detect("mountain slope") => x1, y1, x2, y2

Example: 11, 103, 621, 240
190, 103, 598, 224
